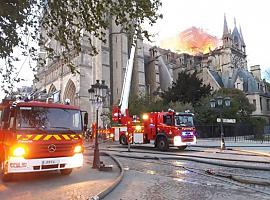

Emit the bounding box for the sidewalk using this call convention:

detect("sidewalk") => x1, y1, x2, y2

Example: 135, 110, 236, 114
79, 144, 123, 200
195, 139, 270, 155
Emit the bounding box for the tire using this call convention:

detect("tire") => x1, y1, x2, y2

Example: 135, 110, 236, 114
119, 134, 128, 145
177, 145, 187, 150
60, 168, 73, 175
156, 136, 169, 151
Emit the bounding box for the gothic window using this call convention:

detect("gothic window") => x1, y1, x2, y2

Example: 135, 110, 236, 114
260, 97, 262, 111
267, 99, 270, 111
63, 79, 76, 105
253, 99, 256, 107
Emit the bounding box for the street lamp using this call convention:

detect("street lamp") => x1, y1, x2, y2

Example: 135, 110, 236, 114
210, 96, 231, 150
88, 80, 109, 169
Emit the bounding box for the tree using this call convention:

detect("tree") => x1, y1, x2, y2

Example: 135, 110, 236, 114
0, 0, 162, 95
195, 88, 255, 124
128, 94, 165, 116
162, 71, 211, 106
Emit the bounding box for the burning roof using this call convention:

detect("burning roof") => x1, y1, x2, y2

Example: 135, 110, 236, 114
160, 27, 221, 55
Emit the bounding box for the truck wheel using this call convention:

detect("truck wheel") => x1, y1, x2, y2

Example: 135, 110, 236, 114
1, 162, 13, 182
177, 145, 187, 150
119, 135, 127, 145
60, 168, 73, 175
156, 137, 169, 151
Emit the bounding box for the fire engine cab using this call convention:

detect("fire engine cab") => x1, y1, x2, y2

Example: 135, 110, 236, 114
0, 98, 87, 181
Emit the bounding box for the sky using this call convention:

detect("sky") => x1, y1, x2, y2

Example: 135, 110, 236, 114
148, 0, 270, 76
1, 0, 269, 99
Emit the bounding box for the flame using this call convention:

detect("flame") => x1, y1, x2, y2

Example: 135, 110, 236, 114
160, 27, 221, 55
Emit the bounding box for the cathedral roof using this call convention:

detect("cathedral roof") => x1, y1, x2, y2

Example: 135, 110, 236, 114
229, 68, 258, 92
209, 69, 224, 87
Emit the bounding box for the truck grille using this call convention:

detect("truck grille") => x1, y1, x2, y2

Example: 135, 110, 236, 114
25, 143, 74, 159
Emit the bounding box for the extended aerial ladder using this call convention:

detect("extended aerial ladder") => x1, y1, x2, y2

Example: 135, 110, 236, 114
111, 33, 137, 143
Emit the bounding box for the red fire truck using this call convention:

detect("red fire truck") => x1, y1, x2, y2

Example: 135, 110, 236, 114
0, 98, 87, 181
112, 108, 196, 151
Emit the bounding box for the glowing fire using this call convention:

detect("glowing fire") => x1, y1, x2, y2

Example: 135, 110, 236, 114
160, 27, 221, 55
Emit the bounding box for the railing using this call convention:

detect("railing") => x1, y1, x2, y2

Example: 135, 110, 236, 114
199, 134, 270, 143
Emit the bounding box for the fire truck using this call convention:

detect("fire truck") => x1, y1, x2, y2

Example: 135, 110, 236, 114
110, 34, 196, 151
0, 98, 87, 181
112, 108, 196, 151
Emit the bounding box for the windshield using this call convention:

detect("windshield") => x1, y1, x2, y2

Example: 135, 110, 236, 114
175, 115, 194, 127
16, 106, 82, 131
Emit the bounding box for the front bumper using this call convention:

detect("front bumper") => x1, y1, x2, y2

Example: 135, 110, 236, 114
173, 136, 197, 146
7, 153, 83, 173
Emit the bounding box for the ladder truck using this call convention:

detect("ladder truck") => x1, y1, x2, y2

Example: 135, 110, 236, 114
111, 36, 197, 151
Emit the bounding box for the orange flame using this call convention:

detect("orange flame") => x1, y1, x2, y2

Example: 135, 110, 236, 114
160, 27, 221, 55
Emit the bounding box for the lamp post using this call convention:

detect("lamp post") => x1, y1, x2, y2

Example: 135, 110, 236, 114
210, 96, 231, 150
88, 80, 109, 169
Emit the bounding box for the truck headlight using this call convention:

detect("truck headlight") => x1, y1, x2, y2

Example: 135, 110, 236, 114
13, 147, 26, 157
74, 145, 83, 153
174, 136, 182, 146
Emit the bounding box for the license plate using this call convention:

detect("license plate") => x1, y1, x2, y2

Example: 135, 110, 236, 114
42, 160, 60, 165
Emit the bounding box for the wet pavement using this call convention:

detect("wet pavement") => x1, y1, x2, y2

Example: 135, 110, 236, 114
101, 140, 270, 200
103, 156, 270, 200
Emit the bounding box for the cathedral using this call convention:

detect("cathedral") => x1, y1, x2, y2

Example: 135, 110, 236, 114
147, 15, 270, 123
34, 15, 270, 124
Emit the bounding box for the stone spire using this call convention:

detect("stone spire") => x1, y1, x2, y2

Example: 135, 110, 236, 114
239, 26, 245, 46
223, 14, 229, 36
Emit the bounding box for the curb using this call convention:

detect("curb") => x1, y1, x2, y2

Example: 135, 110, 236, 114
88, 152, 124, 200
230, 148, 270, 157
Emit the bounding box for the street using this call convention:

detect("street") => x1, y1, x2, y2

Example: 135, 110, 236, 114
101, 142, 270, 200
0, 153, 120, 200
1, 141, 270, 200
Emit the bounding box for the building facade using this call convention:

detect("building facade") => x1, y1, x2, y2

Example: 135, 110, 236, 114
35, 15, 270, 125
35, 20, 145, 125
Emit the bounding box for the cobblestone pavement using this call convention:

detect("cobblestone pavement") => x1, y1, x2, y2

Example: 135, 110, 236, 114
0, 153, 120, 200
103, 154, 270, 200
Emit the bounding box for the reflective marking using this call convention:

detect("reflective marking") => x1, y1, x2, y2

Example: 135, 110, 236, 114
43, 135, 62, 141
17, 135, 22, 140
22, 135, 33, 141
33, 134, 43, 141
62, 134, 71, 140
43, 135, 52, 141
70, 134, 79, 140
52, 135, 61, 140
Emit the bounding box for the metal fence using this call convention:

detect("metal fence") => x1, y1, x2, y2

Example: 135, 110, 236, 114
196, 124, 254, 138
265, 126, 270, 134
196, 124, 270, 143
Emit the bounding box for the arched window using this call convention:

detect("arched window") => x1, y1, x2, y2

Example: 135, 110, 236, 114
48, 84, 56, 93
234, 36, 239, 47
63, 80, 76, 105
